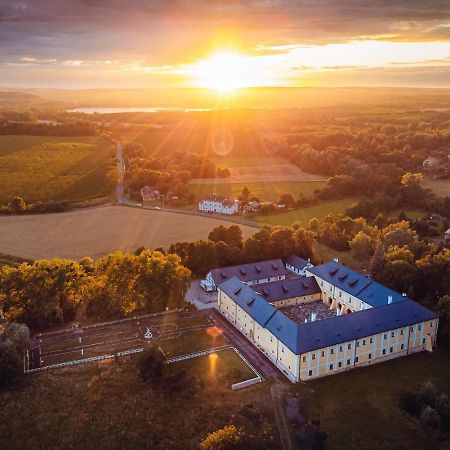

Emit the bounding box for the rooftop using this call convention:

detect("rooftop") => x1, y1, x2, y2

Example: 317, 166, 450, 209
251, 277, 321, 303
210, 259, 287, 284
306, 260, 406, 308
200, 194, 237, 207
286, 255, 310, 269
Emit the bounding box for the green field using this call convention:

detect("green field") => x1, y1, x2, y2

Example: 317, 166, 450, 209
172, 348, 256, 385
0, 135, 115, 203
422, 177, 450, 198
295, 349, 450, 450
253, 197, 357, 226
159, 327, 229, 357
189, 180, 325, 204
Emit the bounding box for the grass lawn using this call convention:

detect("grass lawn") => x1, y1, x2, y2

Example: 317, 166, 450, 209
253, 197, 357, 227
170, 348, 256, 385
313, 242, 363, 271
388, 208, 426, 220
422, 177, 450, 198
294, 349, 450, 450
0, 357, 276, 449
188, 180, 325, 204
0, 135, 115, 203
159, 327, 229, 357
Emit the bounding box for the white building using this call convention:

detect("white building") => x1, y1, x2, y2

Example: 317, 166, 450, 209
198, 194, 239, 215
285, 255, 314, 276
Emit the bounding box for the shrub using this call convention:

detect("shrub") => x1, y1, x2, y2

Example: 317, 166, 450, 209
419, 406, 441, 429
0, 342, 23, 389
138, 344, 166, 383
417, 381, 438, 407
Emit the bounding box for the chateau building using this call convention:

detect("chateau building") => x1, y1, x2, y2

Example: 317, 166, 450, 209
217, 259, 438, 382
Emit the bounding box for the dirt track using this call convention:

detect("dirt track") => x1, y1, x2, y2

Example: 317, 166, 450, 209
0, 205, 256, 260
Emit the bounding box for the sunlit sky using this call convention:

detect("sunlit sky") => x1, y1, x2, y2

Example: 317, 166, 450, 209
1, 0, 450, 89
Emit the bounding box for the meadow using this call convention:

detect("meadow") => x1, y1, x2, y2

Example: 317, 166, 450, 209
0, 357, 275, 449
188, 180, 325, 204
253, 197, 357, 227
0, 205, 256, 260
422, 177, 450, 198
0, 135, 115, 203
295, 349, 450, 450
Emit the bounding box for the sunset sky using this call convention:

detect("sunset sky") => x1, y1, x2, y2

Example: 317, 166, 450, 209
1, 0, 449, 89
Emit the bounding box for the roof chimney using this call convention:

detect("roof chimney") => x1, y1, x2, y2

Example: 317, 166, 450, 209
402, 293, 407, 297
311, 312, 317, 322
333, 258, 339, 263
388, 295, 393, 304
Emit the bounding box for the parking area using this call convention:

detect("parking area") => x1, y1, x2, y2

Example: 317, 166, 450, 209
185, 280, 217, 310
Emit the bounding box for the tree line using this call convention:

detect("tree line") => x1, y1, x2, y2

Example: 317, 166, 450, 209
0, 251, 190, 331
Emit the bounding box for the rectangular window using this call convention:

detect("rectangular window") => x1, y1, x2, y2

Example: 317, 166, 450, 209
347, 359, 351, 365
400, 329, 404, 335
330, 349, 334, 355
270, 336, 273, 342
401, 344, 404, 350
348, 344, 352, 350
281, 347, 284, 353
382, 349, 386, 355
419, 325, 422, 331
431, 322, 433, 328
370, 338, 374, 344
356, 341, 360, 347
390, 347, 394, 353
330, 364, 334, 370
410, 326, 414, 332
338, 362, 342, 368
391, 331, 395, 337
384, 333, 387, 339
312, 353, 316, 360
339, 346, 343, 352
308, 370, 312, 376
368, 353, 372, 359
355, 357, 359, 363
422, 338, 426, 344
363, 339, 366, 345
321, 351, 325, 357
302, 356, 306, 363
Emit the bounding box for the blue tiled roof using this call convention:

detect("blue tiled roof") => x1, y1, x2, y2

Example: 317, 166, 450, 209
210, 259, 287, 285
251, 277, 321, 303
295, 299, 437, 354
307, 260, 407, 308
265, 311, 298, 352
306, 260, 372, 297
286, 255, 309, 270
218, 277, 277, 327
218, 266, 437, 356
357, 281, 406, 308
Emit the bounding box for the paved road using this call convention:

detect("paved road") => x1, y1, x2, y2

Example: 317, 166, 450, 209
115, 141, 125, 202
210, 309, 279, 379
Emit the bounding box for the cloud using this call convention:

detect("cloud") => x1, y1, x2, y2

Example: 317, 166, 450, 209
0, 0, 449, 87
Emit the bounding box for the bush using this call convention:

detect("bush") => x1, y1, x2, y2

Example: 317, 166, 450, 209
138, 344, 166, 383
0, 342, 23, 389
417, 381, 438, 407
419, 406, 441, 429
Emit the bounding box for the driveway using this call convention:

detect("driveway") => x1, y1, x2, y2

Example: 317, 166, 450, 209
185, 280, 218, 310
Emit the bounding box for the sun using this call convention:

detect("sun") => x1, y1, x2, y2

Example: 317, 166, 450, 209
191, 50, 260, 93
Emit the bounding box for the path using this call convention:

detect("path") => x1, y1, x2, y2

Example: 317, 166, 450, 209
271, 381, 294, 450
115, 141, 125, 202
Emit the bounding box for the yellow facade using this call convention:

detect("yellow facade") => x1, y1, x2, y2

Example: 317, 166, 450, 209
218, 282, 439, 383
